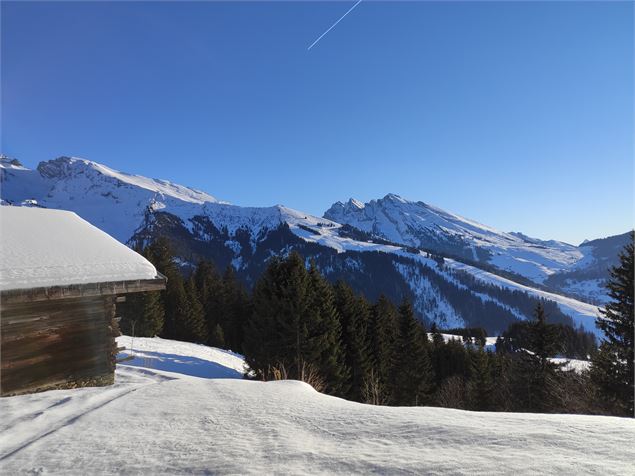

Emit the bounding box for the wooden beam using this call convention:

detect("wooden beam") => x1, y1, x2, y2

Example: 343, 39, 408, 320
0, 277, 166, 306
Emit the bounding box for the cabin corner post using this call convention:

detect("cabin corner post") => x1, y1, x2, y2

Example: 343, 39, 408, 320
105, 295, 119, 384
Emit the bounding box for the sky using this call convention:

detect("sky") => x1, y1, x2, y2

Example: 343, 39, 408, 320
1, 1, 633, 245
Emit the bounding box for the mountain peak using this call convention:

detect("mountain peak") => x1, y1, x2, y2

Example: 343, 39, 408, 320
37, 156, 95, 178
382, 193, 408, 204
347, 198, 365, 209
0, 155, 26, 170
35, 156, 220, 205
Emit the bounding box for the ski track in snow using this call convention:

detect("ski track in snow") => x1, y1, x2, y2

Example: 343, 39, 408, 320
1, 336, 634, 475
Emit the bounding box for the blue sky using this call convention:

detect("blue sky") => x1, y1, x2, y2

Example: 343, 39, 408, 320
2, 1, 633, 244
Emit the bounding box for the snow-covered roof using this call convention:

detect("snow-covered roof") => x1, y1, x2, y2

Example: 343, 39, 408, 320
0, 206, 158, 291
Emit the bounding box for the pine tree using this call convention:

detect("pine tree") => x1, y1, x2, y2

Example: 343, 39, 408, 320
221, 266, 250, 352
119, 290, 164, 337
193, 260, 219, 309
143, 237, 183, 340
591, 235, 634, 416
490, 352, 514, 412
430, 323, 445, 348
368, 295, 399, 391
469, 348, 495, 411
246, 252, 310, 376
209, 323, 226, 349
307, 265, 349, 395
243, 258, 283, 378
528, 303, 562, 365
193, 260, 225, 346
180, 277, 208, 343
333, 281, 372, 401
243, 253, 348, 394
390, 300, 433, 405
515, 303, 563, 412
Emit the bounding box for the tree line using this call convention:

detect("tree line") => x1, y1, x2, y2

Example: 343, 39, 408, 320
119, 235, 634, 417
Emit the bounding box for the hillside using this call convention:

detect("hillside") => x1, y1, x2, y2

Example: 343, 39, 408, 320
1, 336, 633, 475
0, 155, 619, 335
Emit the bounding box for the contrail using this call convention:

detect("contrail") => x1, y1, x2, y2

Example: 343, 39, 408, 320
307, 0, 363, 51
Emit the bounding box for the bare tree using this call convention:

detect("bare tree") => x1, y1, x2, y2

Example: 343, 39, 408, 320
362, 368, 389, 405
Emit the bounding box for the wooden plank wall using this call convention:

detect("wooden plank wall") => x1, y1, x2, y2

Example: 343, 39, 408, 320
1, 295, 119, 396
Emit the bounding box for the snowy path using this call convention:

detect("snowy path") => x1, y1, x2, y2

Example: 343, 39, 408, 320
1, 337, 634, 475
0, 366, 171, 463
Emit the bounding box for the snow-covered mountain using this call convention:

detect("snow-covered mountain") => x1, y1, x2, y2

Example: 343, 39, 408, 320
1, 155, 615, 335
324, 194, 629, 303
324, 194, 582, 282
0, 155, 221, 242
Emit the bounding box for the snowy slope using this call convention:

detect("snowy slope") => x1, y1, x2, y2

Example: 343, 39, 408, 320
283, 224, 603, 335
324, 194, 595, 284
117, 335, 246, 379
283, 220, 602, 333
2, 336, 633, 475
0, 156, 220, 242
439, 258, 601, 334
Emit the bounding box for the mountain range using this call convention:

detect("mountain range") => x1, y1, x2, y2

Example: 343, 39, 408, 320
2, 155, 629, 336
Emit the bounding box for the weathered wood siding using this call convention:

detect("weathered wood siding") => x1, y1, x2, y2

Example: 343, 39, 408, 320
0, 295, 119, 396
1, 278, 165, 305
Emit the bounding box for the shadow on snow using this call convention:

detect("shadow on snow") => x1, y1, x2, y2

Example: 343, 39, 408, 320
117, 351, 244, 380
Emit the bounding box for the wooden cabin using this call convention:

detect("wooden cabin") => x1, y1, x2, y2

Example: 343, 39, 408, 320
0, 207, 165, 396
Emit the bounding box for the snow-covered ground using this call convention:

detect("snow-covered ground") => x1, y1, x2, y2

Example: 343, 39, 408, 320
117, 335, 246, 379
552, 358, 591, 373
2, 337, 633, 475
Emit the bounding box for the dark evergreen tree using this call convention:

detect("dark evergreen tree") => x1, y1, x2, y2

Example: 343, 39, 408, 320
390, 300, 434, 405
193, 260, 218, 306
118, 290, 164, 337
177, 277, 208, 343
143, 237, 185, 340
209, 323, 226, 349
243, 253, 348, 394
528, 303, 562, 364
591, 235, 634, 416
490, 352, 514, 412
192, 261, 250, 351
368, 295, 399, 390
221, 266, 251, 352
307, 265, 349, 395
430, 323, 445, 348
244, 253, 309, 378
468, 348, 495, 411
432, 338, 471, 391
514, 303, 563, 412
333, 281, 372, 401
193, 260, 225, 346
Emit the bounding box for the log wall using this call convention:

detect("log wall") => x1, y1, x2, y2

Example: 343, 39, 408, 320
0, 295, 119, 396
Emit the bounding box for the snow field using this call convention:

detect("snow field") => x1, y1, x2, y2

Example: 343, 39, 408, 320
1, 336, 632, 475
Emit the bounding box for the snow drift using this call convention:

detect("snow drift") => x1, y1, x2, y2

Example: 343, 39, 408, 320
1, 336, 633, 475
